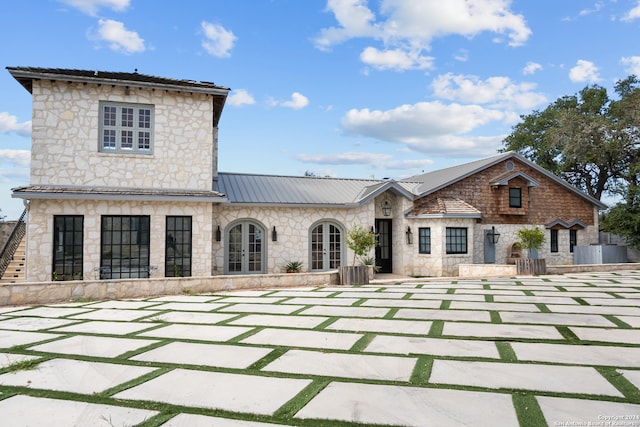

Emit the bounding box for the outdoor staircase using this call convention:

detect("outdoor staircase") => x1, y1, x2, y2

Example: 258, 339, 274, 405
0, 237, 26, 284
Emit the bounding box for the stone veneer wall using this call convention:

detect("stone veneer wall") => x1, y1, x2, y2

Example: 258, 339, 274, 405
0, 271, 338, 306
212, 204, 375, 274
30, 80, 215, 190
24, 199, 213, 282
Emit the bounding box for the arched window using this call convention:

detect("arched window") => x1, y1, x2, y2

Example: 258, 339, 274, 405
309, 220, 345, 271
225, 220, 266, 274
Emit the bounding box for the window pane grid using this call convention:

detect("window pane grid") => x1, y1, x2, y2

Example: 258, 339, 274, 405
446, 227, 467, 254
419, 227, 431, 254
53, 215, 83, 280
165, 216, 192, 277
509, 188, 522, 208
100, 216, 150, 279
100, 102, 153, 154
550, 229, 559, 253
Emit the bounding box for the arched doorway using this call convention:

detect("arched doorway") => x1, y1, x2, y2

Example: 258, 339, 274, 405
225, 220, 266, 274
309, 220, 345, 271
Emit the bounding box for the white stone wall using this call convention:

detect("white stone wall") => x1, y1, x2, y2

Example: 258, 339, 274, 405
212, 204, 375, 274
24, 199, 213, 282
30, 80, 215, 190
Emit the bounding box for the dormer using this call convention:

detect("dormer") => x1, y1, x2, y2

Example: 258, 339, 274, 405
490, 161, 539, 216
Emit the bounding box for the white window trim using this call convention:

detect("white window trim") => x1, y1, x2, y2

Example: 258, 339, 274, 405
98, 101, 154, 155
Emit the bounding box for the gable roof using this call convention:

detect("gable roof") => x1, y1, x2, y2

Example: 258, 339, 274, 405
217, 173, 417, 207
404, 151, 607, 210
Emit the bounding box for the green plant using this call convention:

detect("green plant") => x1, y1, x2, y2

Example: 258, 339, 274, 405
51, 271, 58, 281
284, 260, 303, 273
346, 225, 377, 266
516, 226, 545, 258
360, 256, 380, 272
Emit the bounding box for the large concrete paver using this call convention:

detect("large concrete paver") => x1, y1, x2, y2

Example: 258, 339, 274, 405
365, 335, 500, 358
114, 369, 311, 415
28, 335, 157, 358
161, 414, 284, 426
443, 322, 564, 339
136, 323, 253, 341
326, 317, 432, 334
241, 327, 362, 350
537, 396, 640, 426
511, 341, 640, 367
295, 381, 519, 426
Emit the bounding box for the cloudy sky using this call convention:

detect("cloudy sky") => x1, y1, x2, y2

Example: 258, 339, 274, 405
1, 0, 640, 218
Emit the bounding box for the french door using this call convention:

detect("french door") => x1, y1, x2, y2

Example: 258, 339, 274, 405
227, 221, 265, 274
375, 219, 393, 273
310, 222, 343, 271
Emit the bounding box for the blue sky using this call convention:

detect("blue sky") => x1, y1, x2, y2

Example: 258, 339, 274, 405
1, 0, 640, 219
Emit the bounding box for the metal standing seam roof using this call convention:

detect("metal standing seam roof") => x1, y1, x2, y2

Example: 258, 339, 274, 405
216, 173, 419, 206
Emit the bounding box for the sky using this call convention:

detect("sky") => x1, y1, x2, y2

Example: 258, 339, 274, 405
1, 0, 640, 220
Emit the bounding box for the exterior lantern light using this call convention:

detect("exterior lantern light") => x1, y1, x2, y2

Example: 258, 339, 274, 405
488, 226, 500, 244
216, 225, 222, 242
406, 226, 413, 244
382, 200, 392, 216
272, 226, 278, 242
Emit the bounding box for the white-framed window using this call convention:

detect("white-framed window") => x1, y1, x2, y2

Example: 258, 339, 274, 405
99, 101, 154, 154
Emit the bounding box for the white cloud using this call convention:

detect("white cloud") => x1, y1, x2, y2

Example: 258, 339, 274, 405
58, 0, 129, 16
523, 61, 542, 75
270, 92, 309, 110
295, 151, 434, 171
315, 0, 531, 71
431, 73, 547, 110
96, 19, 144, 54
360, 47, 434, 71
622, 1, 640, 22
227, 89, 255, 107
201, 22, 236, 58
621, 56, 640, 76
0, 150, 31, 168
569, 59, 601, 83
0, 112, 31, 136
341, 101, 505, 155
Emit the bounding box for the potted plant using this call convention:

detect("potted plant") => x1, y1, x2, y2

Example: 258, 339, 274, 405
516, 225, 546, 274
284, 260, 303, 273
340, 225, 378, 285
360, 256, 380, 279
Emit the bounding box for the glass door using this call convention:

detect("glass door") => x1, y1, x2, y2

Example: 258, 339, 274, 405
227, 221, 265, 274
310, 222, 343, 271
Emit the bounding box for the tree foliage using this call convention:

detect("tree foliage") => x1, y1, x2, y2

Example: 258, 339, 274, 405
502, 75, 640, 244
345, 225, 377, 266
516, 226, 545, 257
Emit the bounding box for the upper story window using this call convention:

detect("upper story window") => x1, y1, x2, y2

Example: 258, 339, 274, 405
99, 102, 154, 154
509, 188, 522, 208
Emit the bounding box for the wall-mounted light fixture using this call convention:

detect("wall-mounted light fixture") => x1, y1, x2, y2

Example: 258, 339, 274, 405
487, 226, 500, 244
272, 226, 278, 242
406, 226, 413, 244
382, 200, 392, 216
215, 225, 221, 242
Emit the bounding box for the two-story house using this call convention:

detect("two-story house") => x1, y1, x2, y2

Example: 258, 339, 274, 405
7, 67, 606, 282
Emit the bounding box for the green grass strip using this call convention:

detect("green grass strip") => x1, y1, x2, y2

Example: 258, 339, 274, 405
573, 297, 589, 306
603, 315, 632, 328
409, 357, 433, 386
429, 320, 444, 337
446, 288, 455, 294
247, 347, 289, 371
534, 303, 551, 313
135, 412, 177, 427
485, 294, 494, 303
439, 300, 451, 310
273, 379, 331, 418
512, 393, 548, 426
490, 310, 502, 324
597, 367, 640, 403
383, 307, 399, 319
523, 290, 535, 297
350, 332, 376, 352
556, 326, 580, 343
314, 317, 339, 330
352, 298, 368, 306
496, 342, 517, 362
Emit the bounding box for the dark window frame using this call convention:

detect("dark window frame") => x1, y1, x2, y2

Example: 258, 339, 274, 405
550, 229, 559, 253
570, 229, 578, 253
100, 215, 150, 279
418, 227, 431, 254
52, 215, 84, 281
165, 216, 192, 277
446, 227, 468, 254
509, 187, 522, 208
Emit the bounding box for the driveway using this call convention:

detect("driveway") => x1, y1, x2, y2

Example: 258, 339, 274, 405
0, 270, 639, 426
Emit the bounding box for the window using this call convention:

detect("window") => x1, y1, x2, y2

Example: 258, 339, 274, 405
99, 102, 153, 154
509, 188, 522, 208
310, 221, 343, 271
52, 216, 83, 280
570, 229, 578, 253
166, 216, 192, 277
418, 227, 431, 254
100, 216, 150, 279
226, 220, 266, 274
446, 227, 467, 254
550, 229, 558, 253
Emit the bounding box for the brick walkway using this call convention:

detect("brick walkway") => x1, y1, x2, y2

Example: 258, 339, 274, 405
0, 270, 639, 426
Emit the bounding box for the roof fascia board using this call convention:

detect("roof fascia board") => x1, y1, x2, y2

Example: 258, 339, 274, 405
405, 213, 482, 219
356, 181, 416, 204
12, 191, 228, 203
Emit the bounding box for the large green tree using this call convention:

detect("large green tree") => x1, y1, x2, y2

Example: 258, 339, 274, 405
502, 75, 640, 248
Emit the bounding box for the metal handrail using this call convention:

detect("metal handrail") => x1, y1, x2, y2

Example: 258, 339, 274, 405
0, 209, 28, 280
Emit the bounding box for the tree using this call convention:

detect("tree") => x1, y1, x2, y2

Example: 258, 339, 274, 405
345, 225, 377, 266
516, 226, 545, 259
600, 205, 640, 249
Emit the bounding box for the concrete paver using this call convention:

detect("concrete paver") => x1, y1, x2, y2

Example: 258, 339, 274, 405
0, 269, 639, 426
295, 381, 519, 426
114, 369, 312, 415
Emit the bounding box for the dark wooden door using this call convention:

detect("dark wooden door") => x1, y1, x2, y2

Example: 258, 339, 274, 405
375, 219, 392, 273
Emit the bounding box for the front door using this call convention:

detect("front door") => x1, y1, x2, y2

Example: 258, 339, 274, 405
227, 221, 265, 274
375, 219, 392, 273
484, 229, 496, 264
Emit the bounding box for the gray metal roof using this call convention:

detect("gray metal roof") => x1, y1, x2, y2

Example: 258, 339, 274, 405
217, 173, 417, 206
